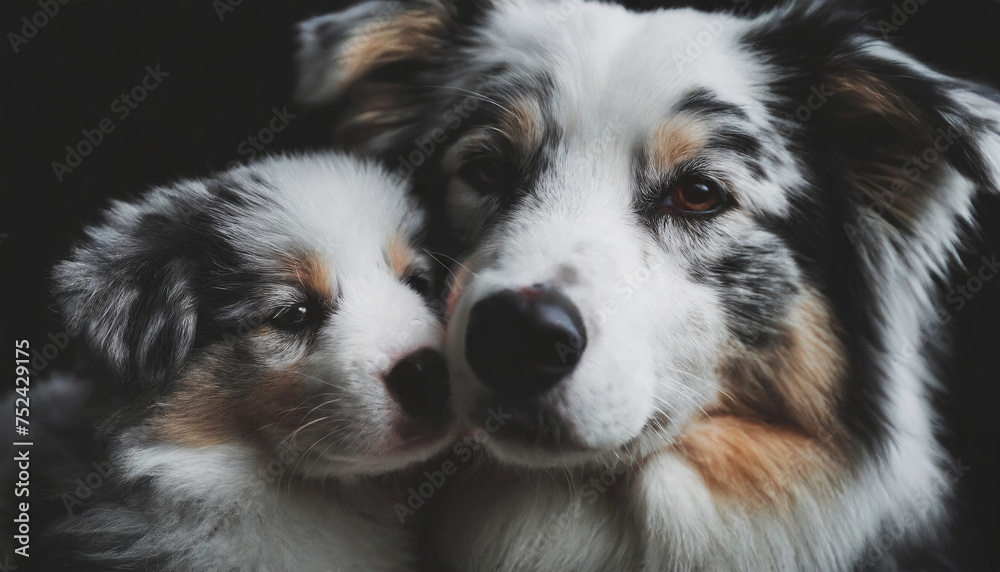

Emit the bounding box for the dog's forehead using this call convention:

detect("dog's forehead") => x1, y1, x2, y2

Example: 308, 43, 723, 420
222, 156, 424, 276
477, 3, 764, 120
464, 1, 790, 214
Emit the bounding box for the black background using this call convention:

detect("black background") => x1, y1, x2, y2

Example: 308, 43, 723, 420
1, 0, 998, 569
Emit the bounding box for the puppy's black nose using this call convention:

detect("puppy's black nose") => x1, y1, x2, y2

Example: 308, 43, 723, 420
385, 349, 450, 417
465, 288, 586, 398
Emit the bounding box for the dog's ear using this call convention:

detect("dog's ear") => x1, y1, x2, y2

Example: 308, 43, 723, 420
751, 8, 1000, 250
293, 0, 456, 153
53, 191, 199, 389
824, 58, 1000, 249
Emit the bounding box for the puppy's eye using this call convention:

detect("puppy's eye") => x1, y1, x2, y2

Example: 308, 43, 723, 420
459, 155, 514, 194
273, 304, 311, 330
403, 272, 433, 298
656, 176, 728, 216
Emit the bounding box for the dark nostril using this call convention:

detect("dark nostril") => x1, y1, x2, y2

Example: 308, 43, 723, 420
465, 288, 587, 399
384, 349, 450, 417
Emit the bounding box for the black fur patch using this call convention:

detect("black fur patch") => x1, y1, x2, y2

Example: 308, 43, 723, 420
692, 241, 798, 346
674, 88, 750, 121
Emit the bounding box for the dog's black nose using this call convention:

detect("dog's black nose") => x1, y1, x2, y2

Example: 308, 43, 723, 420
385, 349, 450, 417
465, 288, 586, 398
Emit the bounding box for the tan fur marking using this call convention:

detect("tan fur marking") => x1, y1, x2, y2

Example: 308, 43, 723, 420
685, 288, 848, 509
151, 370, 241, 447
388, 235, 415, 278
648, 117, 708, 170
717, 287, 846, 442
499, 98, 545, 153
827, 68, 930, 144
339, 10, 445, 87
286, 252, 334, 301
675, 416, 839, 510
152, 368, 309, 447
244, 371, 311, 432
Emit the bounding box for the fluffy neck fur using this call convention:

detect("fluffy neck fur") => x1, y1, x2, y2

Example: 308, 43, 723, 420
48, 426, 418, 571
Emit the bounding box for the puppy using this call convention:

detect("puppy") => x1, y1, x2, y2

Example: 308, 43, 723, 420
43, 153, 453, 571
295, 1, 1000, 570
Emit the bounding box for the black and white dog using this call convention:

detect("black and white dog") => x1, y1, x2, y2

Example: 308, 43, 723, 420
295, 1, 1000, 570
43, 153, 454, 570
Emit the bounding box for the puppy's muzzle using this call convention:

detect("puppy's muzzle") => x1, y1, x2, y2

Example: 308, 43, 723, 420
385, 349, 451, 417
465, 287, 587, 398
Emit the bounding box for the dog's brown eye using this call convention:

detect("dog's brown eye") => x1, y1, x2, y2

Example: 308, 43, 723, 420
273, 304, 310, 329
460, 155, 513, 194
659, 177, 727, 215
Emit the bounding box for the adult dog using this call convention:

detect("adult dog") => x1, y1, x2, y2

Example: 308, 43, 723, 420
295, 1, 1000, 569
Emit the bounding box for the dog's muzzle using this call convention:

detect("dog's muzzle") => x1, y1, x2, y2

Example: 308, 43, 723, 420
464, 287, 586, 398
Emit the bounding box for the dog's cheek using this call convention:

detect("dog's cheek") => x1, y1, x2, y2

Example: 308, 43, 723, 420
149, 349, 312, 447
715, 286, 846, 440
667, 288, 850, 510
149, 368, 242, 447
242, 370, 313, 432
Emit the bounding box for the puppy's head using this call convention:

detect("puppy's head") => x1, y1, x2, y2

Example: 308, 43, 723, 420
296, 1, 1000, 469
55, 153, 453, 476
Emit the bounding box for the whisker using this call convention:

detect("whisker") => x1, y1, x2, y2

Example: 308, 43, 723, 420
651, 361, 737, 405
295, 372, 349, 391
409, 85, 513, 116
421, 249, 460, 280
423, 249, 482, 279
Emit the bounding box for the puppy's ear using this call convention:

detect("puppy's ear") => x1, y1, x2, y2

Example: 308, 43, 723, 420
53, 191, 199, 388
293, 0, 456, 153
